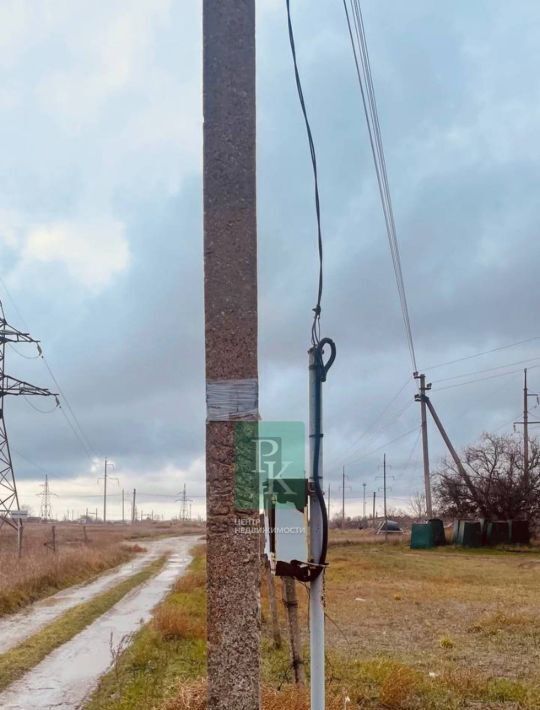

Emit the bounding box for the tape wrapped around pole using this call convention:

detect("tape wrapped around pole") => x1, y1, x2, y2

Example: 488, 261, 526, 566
206, 378, 259, 421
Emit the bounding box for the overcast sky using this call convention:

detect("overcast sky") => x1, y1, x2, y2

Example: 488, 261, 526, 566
1, 0, 540, 520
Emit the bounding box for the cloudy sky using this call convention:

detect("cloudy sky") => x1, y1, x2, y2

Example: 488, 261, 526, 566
1, 0, 540, 521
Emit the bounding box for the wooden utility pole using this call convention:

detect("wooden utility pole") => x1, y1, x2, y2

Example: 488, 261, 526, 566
103, 459, 108, 522
17, 518, 23, 559
515, 369, 540, 490
264, 559, 282, 649
383, 455, 387, 525
415, 373, 433, 518
327, 483, 331, 521
524, 369, 529, 486
204, 2, 260, 708
99, 458, 117, 523
282, 577, 305, 685
342, 465, 346, 527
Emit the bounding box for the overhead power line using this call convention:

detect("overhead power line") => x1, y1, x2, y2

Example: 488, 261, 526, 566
434, 365, 540, 392
334, 378, 412, 467
0, 276, 98, 462
342, 0, 417, 373
40, 355, 98, 459
432, 355, 540, 385
422, 336, 540, 372
334, 425, 420, 472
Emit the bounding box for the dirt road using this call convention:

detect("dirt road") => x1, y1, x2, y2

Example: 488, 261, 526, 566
0, 536, 196, 709
0, 535, 189, 654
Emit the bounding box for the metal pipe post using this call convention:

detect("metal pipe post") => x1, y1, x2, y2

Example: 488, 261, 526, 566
309, 347, 325, 710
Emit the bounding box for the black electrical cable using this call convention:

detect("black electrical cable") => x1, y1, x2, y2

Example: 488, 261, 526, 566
286, 0, 323, 345
285, 1, 338, 582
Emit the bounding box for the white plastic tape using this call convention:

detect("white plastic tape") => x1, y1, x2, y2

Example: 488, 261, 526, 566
206, 378, 259, 421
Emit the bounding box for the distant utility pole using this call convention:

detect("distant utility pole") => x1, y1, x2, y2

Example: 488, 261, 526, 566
514, 368, 540, 490
377, 454, 394, 540
327, 484, 331, 521
0, 301, 58, 532
98, 458, 118, 523
204, 1, 260, 707
342, 466, 345, 526
383, 455, 387, 526
414, 372, 433, 518
362, 482, 367, 520
339, 467, 352, 528
122, 488, 125, 523
372, 491, 376, 526
131, 488, 136, 523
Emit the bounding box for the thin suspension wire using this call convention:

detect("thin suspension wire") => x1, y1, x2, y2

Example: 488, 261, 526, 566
286, 0, 323, 345
333, 377, 412, 466
422, 336, 540, 372
335, 398, 415, 471
23, 395, 58, 414
344, 425, 420, 467
8, 343, 40, 359
0, 275, 98, 461
342, 0, 417, 372
432, 355, 540, 385
434, 365, 540, 392
40, 355, 98, 459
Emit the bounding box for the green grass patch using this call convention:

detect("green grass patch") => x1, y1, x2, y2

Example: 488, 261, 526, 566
84, 546, 206, 710
0, 555, 168, 692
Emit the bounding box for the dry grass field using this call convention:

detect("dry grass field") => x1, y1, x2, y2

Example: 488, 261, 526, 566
0, 520, 203, 616
85, 535, 540, 709
257, 535, 540, 708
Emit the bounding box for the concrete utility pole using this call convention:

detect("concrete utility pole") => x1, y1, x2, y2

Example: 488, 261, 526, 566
514, 369, 540, 490
414, 373, 433, 518
204, 1, 260, 708
372, 491, 376, 526
132, 488, 136, 523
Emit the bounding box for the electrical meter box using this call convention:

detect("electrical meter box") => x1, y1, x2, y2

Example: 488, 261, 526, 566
258, 422, 309, 578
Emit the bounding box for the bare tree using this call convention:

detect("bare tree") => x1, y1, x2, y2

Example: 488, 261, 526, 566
434, 433, 540, 521
409, 492, 427, 520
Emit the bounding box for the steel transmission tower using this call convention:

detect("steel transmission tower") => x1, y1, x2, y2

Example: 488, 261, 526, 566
0, 301, 58, 531
37, 474, 56, 521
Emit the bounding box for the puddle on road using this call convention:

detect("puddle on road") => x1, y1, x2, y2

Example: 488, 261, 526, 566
0, 536, 197, 710
0, 536, 188, 655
